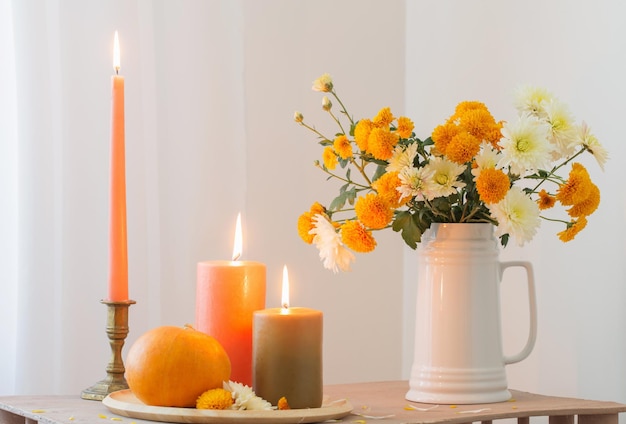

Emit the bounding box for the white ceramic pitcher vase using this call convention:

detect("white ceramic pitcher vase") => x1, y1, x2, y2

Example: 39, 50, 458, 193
406, 223, 537, 404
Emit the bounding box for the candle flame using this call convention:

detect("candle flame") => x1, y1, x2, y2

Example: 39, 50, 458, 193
232, 212, 242, 261
113, 31, 121, 73
281, 265, 289, 310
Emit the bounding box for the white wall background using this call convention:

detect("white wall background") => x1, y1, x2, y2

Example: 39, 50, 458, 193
1, 0, 625, 414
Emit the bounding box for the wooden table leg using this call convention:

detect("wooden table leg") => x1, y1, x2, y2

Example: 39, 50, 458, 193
550, 415, 575, 424
579, 414, 619, 424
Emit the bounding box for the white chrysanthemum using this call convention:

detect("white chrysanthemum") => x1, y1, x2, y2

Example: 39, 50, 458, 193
309, 214, 354, 273
386, 143, 418, 173
572, 121, 608, 171
425, 157, 466, 199
543, 99, 577, 159
498, 114, 553, 176
488, 187, 540, 246
223, 381, 274, 411
397, 165, 435, 201
513, 85, 553, 118
471, 142, 502, 180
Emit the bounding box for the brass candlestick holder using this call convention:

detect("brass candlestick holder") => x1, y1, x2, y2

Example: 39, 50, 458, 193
81, 299, 136, 401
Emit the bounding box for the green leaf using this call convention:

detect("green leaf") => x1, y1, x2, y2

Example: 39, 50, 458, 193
329, 192, 347, 211
371, 164, 387, 183
400, 219, 421, 249
392, 211, 412, 232
392, 211, 422, 249
499, 233, 509, 247
346, 187, 358, 206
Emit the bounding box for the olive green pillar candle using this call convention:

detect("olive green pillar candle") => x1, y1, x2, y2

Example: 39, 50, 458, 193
253, 307, 323, 409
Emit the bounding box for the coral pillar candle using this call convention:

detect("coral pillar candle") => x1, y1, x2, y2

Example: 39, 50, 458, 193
195, 214, 266, 386
108, 31, 129, 302
253, 266, 323, 409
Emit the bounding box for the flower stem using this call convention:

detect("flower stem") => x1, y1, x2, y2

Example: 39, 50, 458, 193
330, 90, 354, 127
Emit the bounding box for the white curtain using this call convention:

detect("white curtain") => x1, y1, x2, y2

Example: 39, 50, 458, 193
0, 0, 407, 396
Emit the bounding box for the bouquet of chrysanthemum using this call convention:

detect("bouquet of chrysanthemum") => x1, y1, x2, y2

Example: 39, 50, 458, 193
295, 74, 608, 272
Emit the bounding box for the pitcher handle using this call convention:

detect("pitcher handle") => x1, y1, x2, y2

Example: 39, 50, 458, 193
500, 261, 537, 365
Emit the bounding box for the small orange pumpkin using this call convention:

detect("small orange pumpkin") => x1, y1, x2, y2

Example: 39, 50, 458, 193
125, 325, 231, 407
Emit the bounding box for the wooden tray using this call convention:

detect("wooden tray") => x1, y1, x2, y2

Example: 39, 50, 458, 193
103, 389, 353, 423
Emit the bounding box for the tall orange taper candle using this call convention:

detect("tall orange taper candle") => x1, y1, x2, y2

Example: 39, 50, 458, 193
108, 31, 128, 302
253, 266, 323, 408
195, 213, 266, 386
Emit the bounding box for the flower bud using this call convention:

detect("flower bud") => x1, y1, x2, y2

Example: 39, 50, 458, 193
312, 73, 333, 92
322, 96, 332, 111
294, 111, 304, 123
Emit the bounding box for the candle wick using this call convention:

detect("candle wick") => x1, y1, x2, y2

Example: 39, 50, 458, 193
232, 253, 241, 261
115, 66, 120, 75
282, 303, 289, 310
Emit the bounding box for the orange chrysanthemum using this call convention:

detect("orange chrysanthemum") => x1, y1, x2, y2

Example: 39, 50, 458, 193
354, 119, 373, 151
367, 127, 399, 161
457, 108, 498, 141
322, 146, 338, 170
453, 101, 489, 116
557, 215, 588, 242
445, 132, 482, 164
567, 182, 600, 217
333, 135, 353, 160
537, 189, 556, 210
476, 168, 510, 204
309, 201, 325, 215
556, 163, 592, 206
355, 193, 394, 229
485, 121, 504, 149
431, 122, 460, 156
196, 388, 234, 410
297, 202, 326, 244
396, 116, 414, 139
373, 107, 394, 128
340, 220, 377, 253
277, 397, 290, 410
372, 171, 407, 208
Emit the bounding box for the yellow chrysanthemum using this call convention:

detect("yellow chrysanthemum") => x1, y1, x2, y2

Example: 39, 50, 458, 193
558, 215, 588, 242
396, 116, 414, 139
537, 189, 556, 210
354, 119, 373, 151
196, 388, 234, 410
340, 220, 377, 253
476, 168, 510, 204
431, 122, 460, 156
445, 132, 482, 164
556, 163, 592, 206
367, 127, 399, 161
322, 146, 338, 170
372, 171, 408, 208
355, 193, 394, 229
297, 202, 326, 244
567, 182, 600, 217
373, 107, 394, 128
333, 135, 353, 160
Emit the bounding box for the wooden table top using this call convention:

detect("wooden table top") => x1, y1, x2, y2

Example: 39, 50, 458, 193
1, 380, 625, 424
